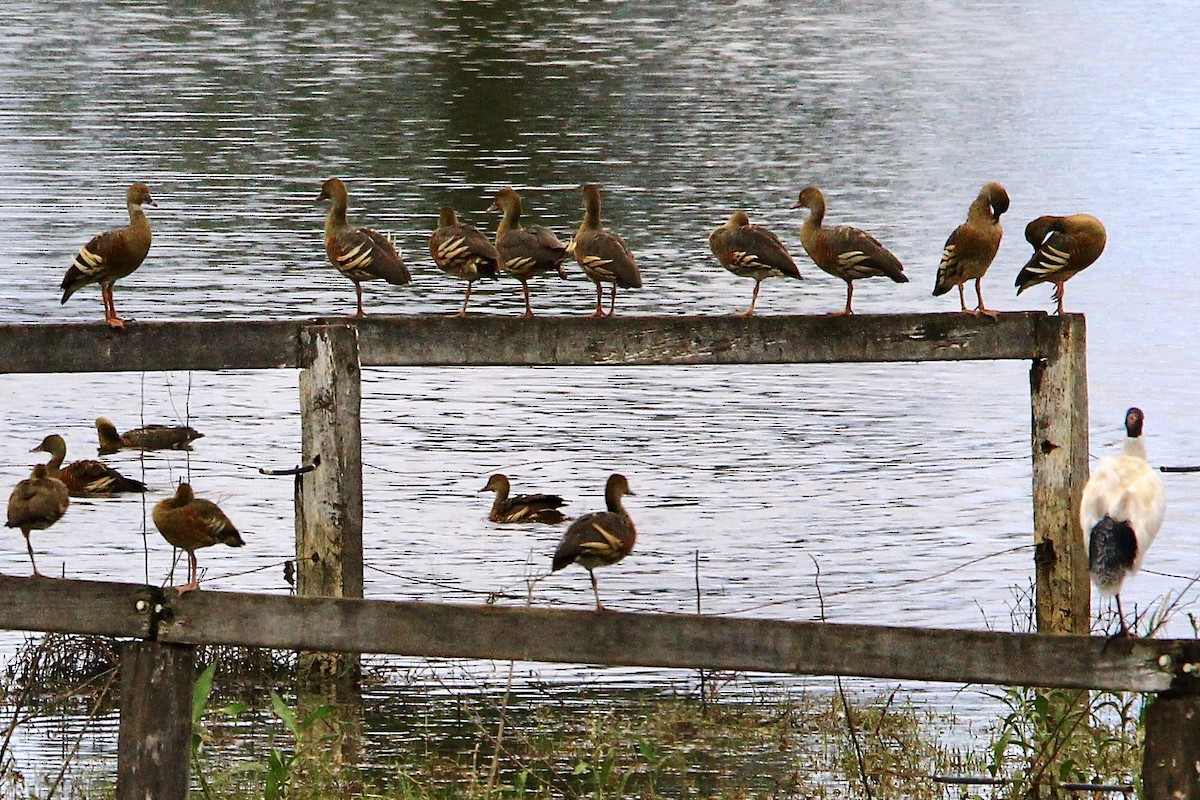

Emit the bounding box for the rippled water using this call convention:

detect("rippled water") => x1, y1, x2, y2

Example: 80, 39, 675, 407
2, 0, 1199, 784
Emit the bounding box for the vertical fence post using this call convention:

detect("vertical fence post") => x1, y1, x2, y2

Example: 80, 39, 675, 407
1029, 314, 1090, 635
116, 641, 196, 800
295, 323, 364, 795
1142, 690, 1200, 798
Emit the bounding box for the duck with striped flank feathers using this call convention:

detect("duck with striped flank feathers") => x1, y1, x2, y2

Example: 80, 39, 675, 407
1015, 213, 1106, 315
6, 464, 70, 577
430, 207, 502, 316
480, 473, 568, 524
932, 182, 1009, 317
571, 184, 641, 317
152, 482, 244, 594
96, 417, 203, 455
317, 178, 411, 318
1080, 408, 1165, 637
551, 473, 636, 610
488, 187, 569, 317
60, 182, 155, 330
31, 434, 145, 497
709, 210, 802, 316
792, 186, 907, 315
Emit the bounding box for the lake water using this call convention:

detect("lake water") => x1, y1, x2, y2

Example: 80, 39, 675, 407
2, 0, 1198, 785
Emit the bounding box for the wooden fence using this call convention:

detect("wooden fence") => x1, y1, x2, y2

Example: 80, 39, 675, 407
1, 312, 1192, 798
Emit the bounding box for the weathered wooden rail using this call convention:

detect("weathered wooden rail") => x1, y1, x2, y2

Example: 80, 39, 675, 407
6, 312, 1169, 797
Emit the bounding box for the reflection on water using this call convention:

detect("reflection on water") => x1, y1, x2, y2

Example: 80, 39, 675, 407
2, 0, 1200, 786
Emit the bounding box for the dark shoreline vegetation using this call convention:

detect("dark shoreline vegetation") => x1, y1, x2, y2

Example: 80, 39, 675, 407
0, 630, 1143, 799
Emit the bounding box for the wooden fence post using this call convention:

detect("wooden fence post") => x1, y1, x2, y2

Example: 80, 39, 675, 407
1029, 314, 1090, 635
1142, 691, 1200, 798
116, 641, 195, 800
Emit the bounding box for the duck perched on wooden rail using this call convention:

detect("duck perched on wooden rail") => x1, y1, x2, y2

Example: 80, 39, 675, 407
488, 187, 569, 318
152, 482, 244, 594
932, 182, 1009, 317
31, 434, 145, 497
570, 184, 641, 318
792, 186, 907, 315
317, 178, 411, 318
1081, 407, 1165, 637
479, 473, 568, 524
95, 417, 203, 455
709, 210, 802, 316
430, 206, 502, 317
60, 182, 155, 330
551, 473, 637, 610
1015, 213, 1106, 315
6, 464, 70, 577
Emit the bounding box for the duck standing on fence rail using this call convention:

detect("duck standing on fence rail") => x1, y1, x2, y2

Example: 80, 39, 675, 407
59, 182, 155, 330
932, 182, 1009, 317
488, 187, 570, 318
1014, 213, 1106, 315
791, 186, 907, 315
31, 434, 145, 497
709, 210, 803, 316
152, 482, 244, 593
570, 184, 641, 318
6, 465, 70, 577
551, 473, 637, 610
1080, 407, 1165, 637
430, 206, 502, 317
96, 417, 203, 455
480, 473, 568, 524
317, 178, 412, 318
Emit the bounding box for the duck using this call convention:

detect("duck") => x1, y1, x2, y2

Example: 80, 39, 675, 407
708, 210, 803, 316
1015, 213, 1106, 315
488, 187, 569, 317
430, 207, 502, 316
551, 473, 636, 610
1080, 407, 1165, 637
31, 434, 146, 497
317, 178, 411, 318
95, 417, 204, 455
6, 464, 70, 577
479, 473, 568, 524
791, 186, 907, 315
60, 182, 155, 330
570, 184, 641, 318
152, 482, 245, 593
932, 182, 1010, 317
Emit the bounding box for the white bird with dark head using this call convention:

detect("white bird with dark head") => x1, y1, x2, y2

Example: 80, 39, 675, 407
1079, 407, 1165, 636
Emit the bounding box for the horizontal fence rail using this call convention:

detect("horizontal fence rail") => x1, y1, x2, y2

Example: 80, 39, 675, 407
1, 576, 1197, 694
0, 312, 1070, 373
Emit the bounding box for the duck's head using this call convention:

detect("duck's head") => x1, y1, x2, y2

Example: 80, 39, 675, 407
438, 207, 460, 228
488, 187, 521, 215
727, 210, 751, 228
30, 434, 66, 456
983, 182, 1010, 220
480, 473, 510, 494
127, 182, 156, 208
791, 186, 823, 212
173, 481, 196, 503
317, 178, 349, 205
605, 473, 634, 498
1125, 408, 1145, 439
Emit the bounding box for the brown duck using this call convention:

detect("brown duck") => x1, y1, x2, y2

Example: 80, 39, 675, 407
932, 183, 1010, 316
318, 178, 411, 317
551, 473, 636, 610
488, 187, 569, 317
1015, 213, 1106, 314
792, 186, 907, 315
96, 417, 203, 455
571, 184, 641, 317
31, 434, 146, 497
430, 207, 502, 316
479, 473, 568, 524
709, 210, 802, 316
6, 464, 70, 577
152, 482, 244, 593
60, 182, 155, 330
